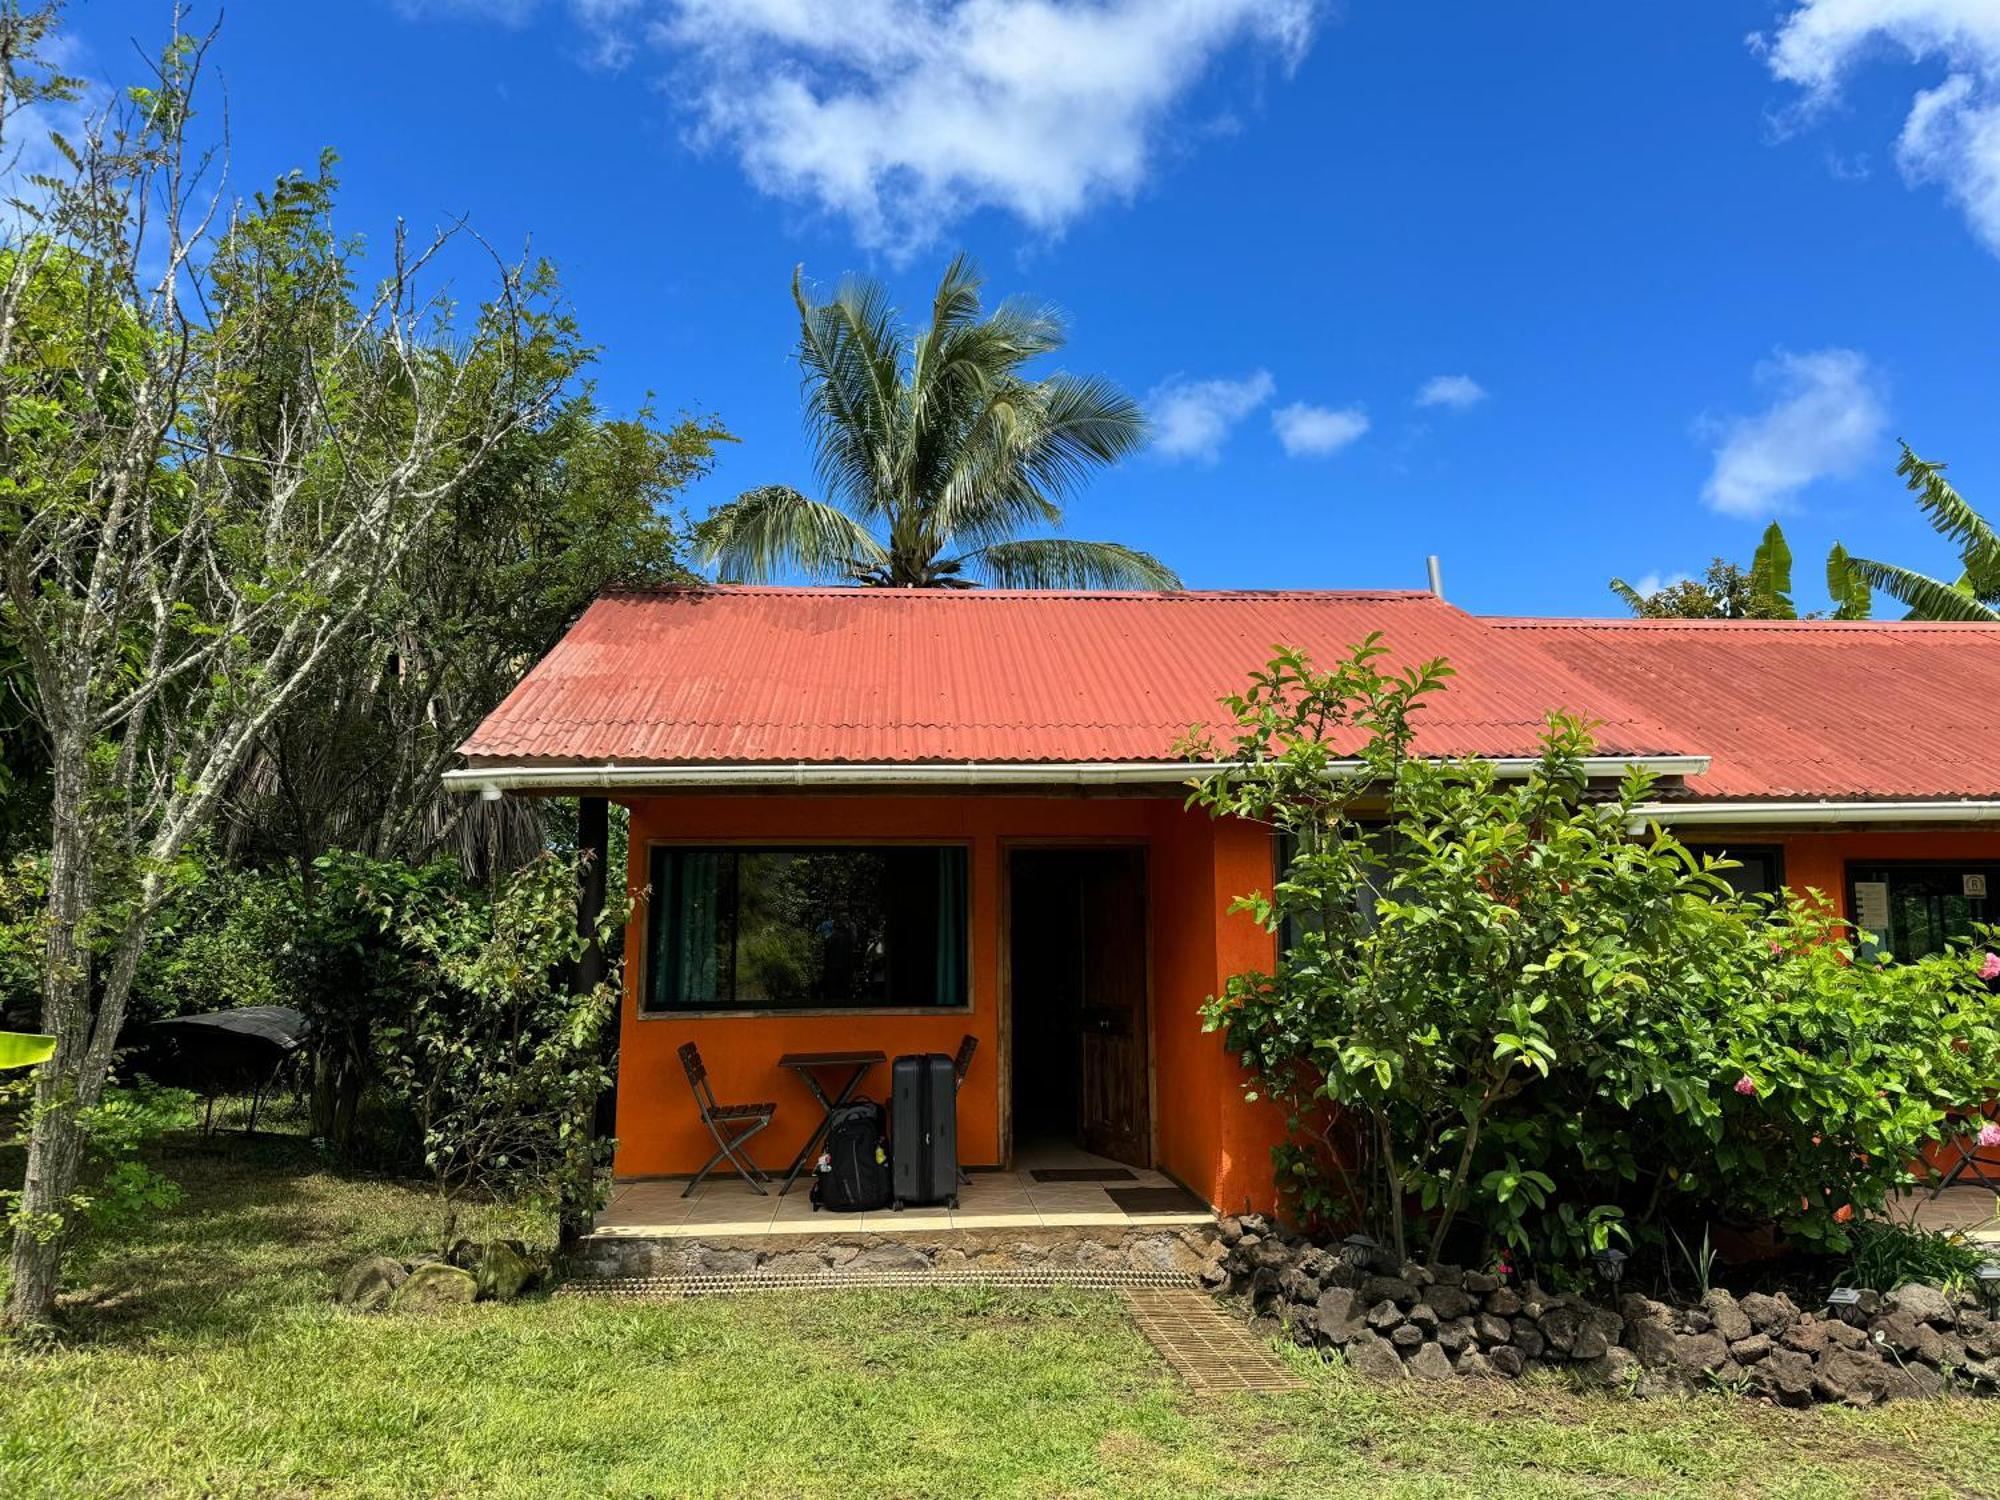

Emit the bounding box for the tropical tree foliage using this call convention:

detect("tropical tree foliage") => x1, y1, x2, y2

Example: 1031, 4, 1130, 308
1827, 444, 2000, 622
1611, 522, 1797, 619
1185, 641, 2000, 1271
699, 256, 1176, 590
0, 22, 568, 1332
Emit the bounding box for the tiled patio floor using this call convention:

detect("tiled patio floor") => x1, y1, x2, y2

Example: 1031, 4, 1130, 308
1901, 1185, 2000, 1243
594, 1141, 1211, 1238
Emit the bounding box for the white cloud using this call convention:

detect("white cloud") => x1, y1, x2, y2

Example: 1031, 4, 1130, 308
1759, 1, 2000, 254
493, 0, 1322, 255
1626, 570, 1694, 599
1146, 370, 1275, 462
1700, 348, 1887, 517
1271, 401, 1368, 456
1414, 373, 1486, 409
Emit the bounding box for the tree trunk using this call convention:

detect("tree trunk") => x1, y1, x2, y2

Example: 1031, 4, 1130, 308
559, 796, 609, 1250
4, 731, 93, 1334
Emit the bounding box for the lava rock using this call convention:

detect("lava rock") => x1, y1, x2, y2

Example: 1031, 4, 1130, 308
1346, 1331, 1408, 1381
1315, 1287, 1367, 1345
1361, 1275, 1418, 1306
1435, 1316, 1476, 1354
1887, 1283, 1955, 1328
1475, 1312, 1513, 1346
1461, 1271, 1500, 1295
1748, 1347, 1817, 1406
1738, 1291, 1798, 1334
1510, 1319, 1546, 1360
1390, 1322, 1425, 1350
336, 1255, 407, 1312
1485, 1287, 1522, 1318
388, 1261, 477, 1313
1426, 1284, 1475, 1321
1669, 1331, 1730, 1378
1728, 1332, 1773, 1363
475, 1241, 536, 1302
1701, 1289, 1753, 1343
1407, 1341, 1455, 1380
1487, 1343, 1527, 1378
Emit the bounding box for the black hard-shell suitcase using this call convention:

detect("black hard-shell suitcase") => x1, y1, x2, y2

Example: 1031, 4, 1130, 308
889, 1053, 958, 1210
811, 1098, 891, 1212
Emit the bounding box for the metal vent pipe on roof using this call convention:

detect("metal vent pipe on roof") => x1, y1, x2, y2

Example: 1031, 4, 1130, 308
1426, 555, 1444, 598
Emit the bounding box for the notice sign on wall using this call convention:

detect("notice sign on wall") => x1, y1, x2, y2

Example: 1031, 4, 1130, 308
1967, 874, 1989, 899
1853, 881, 1891, 935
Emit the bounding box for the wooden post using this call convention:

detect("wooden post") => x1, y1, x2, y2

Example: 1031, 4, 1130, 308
561, 795, 610, 1249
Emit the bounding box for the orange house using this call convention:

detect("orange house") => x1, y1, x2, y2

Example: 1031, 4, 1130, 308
451, 588, 2000, 1216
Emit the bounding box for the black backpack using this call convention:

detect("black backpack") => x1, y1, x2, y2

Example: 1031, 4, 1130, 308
811, 1098, 890, 1212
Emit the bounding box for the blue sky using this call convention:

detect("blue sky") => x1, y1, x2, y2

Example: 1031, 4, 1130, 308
55, 1, 2000, 615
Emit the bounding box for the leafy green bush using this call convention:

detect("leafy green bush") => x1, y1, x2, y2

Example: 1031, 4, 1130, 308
1186, 639, 2000, 1271
383, 851, 622, 1244
131, 861, 290, 1021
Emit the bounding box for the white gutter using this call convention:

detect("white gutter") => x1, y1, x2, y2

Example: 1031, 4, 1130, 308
1629, 799, 2000, 831
444, 754, 1710, 796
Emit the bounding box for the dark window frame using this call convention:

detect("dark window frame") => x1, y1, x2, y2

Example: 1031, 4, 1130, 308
1684, 843, 1787, 899
639, 841, 973, 1017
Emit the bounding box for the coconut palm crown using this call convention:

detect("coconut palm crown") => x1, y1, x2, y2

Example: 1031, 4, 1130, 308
698, 255, 1178, 590
1828, 444, 2000, 622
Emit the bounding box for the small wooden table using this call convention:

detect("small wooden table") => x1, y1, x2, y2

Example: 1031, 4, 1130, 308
776, 1049, 887, 1196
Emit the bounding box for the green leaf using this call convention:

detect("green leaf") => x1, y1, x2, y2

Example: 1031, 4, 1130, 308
0, 1031, 56, 1069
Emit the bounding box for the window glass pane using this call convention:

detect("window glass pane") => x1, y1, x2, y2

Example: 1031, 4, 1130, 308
646, 846, 967, 1010
1848, 863, 2000, 962
1688, 845, 1784, 899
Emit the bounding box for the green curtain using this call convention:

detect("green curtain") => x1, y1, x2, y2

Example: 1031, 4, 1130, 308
654, 849, 725, 1006
933, 848, 967, 1006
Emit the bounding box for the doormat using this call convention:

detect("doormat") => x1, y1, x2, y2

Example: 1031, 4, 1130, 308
1029, 1167, 1136, 1183
1121, 1289, 1302, 1391
1105, 1185, 1207, 1215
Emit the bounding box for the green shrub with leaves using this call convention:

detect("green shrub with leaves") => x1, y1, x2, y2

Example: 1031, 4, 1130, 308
1185, 639, 2000, 1271
131, 860, 290, 1021
380, 850, 622, 1245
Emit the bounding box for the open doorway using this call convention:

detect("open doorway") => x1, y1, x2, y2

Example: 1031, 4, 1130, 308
1007, 848, 1150, 1169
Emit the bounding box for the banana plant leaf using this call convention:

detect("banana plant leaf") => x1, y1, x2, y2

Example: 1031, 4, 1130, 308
0, 1031, 56, 1069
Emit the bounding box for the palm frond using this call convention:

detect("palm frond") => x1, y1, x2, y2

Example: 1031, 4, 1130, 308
697, 485, 890, 583
1843, 554, 1999, 622
1825, 543, 1872, 621
1897, 443, 2000, 585
959, 538, 1181, 590
792, 264, 902, 520
1608, 577, 1648, 615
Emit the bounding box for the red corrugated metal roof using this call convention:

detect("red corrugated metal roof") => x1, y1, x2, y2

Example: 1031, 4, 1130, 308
1492, 617, 2000, 800
459, 588, 1693, 768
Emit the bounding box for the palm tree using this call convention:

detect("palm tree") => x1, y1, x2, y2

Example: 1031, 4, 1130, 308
1827, 444, 2000, 621
698, 255, 1178, 590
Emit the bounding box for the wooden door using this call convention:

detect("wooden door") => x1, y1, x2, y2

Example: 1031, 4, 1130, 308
1076, 850, 1149, 1166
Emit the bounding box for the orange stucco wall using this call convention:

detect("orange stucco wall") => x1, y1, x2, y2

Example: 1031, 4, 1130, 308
611, 793, 1289, 1212
1688, 828, 2000, 924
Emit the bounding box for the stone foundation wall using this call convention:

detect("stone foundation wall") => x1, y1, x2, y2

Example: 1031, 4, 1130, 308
1213, 1215, 2000, 1406
574, 1223, 1219, 1281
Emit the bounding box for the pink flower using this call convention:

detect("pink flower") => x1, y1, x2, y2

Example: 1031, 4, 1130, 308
1769, 940, 1784, 956
1981, 953, 2000, 982
1978, 1123, 2000, 1148
1734, 1075, 1758, 1097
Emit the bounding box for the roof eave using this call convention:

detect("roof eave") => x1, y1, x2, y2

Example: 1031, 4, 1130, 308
444, 754, 1711, 796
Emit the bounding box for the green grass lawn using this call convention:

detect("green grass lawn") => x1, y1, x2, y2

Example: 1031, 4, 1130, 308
6, 1137, 2000, 1499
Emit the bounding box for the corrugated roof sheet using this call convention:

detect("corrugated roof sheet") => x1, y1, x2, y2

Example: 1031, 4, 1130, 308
459, 588, 1692, 767
1492, 617, 2000, 800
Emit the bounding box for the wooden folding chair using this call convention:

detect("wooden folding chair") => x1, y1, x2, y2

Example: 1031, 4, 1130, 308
677, 1042, 777, 1198
952, 1034, 977, 1185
